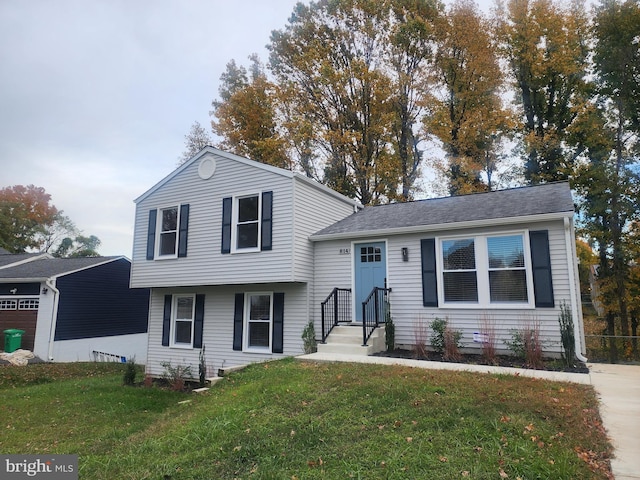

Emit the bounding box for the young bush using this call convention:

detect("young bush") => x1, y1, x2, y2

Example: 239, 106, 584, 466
429, 317, 447, 354
430, 317, 462, 357
302, 321, 317, 354
558, 301, 576, 367
160, 361, 192, 391
413, 316, 429, 359
199, 346, 207, 387
123, 358, 137, 386
443, 327, 462, 362
384, 305, 395, 352
478, 314, 498, 365
505, 321, 544, 369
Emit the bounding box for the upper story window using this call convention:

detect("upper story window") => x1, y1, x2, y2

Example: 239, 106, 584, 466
235, 195, 260, 251
146, 204, 190, 260
222, 191, 273, 254
159, 206, 179, 257
438, 233, 532, 307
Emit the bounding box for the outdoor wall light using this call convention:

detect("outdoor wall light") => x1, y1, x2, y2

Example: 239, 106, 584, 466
401, 247, 409, 262
41, 287, 48, 294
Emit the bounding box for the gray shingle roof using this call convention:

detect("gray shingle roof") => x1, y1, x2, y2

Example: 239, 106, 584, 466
0, 256, 123, 280
0, 252, 44, 267
311, 182, 574, 239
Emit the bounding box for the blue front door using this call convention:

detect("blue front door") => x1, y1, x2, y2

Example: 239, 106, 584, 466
354, 242, 386, 322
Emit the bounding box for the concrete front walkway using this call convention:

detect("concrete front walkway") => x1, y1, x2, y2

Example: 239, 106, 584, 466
588, 362, 640, 480
299, 353, 640, 480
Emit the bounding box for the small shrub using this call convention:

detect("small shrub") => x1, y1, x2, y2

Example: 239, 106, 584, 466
384, 306, 395, 352
505, 322, 544, 369
123, 358, 137, 386
429, 317, 448, 354
302, 321, 317, 354
478, 314, 498, 365
413, 316, 429, 359
160, 361, 192, 391
430, 317, 462, 356
199, 346, 207, 387
558, 301, 576, 367
443, 327, 462, 362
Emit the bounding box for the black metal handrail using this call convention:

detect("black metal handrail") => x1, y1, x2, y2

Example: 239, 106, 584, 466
362, 287, 391, 346
321, 288, 352, 342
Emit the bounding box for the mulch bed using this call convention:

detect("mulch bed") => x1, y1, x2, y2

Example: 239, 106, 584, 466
374, 349, 590, 374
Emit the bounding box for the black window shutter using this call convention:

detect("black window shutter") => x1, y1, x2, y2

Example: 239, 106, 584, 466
233, 293, 244, 351
272, 292, 284, 353
222, 197, 232, 254
421, 239, 438, 307
193, 294, 205, 348
146, 209, 157, 260
178, 204, 190, 258
162, 295, 172, 346
529, 230, 555, 307
261, 191, 273, 251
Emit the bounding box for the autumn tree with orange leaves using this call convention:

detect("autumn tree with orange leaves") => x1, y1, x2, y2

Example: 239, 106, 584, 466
0, 184, 58, 253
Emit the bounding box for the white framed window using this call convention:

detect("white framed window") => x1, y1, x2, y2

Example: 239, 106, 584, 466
232, 194, 261, 253
438, 232, 533, 308
0, 299, 17, 310
487, 235, 528, 303
244, 292, 272, 351
442, 238, 478, 303
157, 206, 179, 258
18, 299, 39, 310
171, 294, 195, 348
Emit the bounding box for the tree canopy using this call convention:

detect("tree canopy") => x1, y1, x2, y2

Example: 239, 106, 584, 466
203, 0, 640, 360
0, 185, 101, 257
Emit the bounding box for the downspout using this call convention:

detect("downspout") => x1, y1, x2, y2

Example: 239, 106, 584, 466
564, 217, 588, 362
46, 278, 60, 361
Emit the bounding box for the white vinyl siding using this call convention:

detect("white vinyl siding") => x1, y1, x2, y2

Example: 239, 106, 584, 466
131, 153, 357, 288
313, 219, 574, 356
145, 283, 309, 378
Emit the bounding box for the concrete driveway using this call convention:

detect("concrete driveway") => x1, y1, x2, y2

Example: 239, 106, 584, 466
589, 363, 640, 480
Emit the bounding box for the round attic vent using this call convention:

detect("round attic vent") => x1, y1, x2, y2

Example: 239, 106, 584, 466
198, 156, 216, 180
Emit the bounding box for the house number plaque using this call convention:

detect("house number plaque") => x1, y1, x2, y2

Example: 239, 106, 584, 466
339, 248, 350, 255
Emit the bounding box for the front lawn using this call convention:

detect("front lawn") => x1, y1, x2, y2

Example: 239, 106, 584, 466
1, 359, 612, 479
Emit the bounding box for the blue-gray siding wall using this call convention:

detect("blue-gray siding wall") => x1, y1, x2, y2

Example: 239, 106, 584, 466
54, 259, 150, 340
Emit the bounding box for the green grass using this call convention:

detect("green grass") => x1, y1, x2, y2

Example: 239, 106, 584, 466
0, 359, 611, 479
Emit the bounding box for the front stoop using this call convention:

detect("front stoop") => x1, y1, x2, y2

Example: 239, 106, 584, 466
317, 325, 386, 356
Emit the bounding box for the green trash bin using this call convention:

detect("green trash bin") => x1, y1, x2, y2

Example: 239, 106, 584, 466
4, 329, 25, 353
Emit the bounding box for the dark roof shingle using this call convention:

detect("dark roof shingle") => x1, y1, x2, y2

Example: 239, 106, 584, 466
312, 182, 573, 238
0, 257, 122, 280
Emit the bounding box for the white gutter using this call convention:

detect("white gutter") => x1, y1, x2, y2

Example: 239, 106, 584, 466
45, 278, 60, 361
564, 217, 588, 362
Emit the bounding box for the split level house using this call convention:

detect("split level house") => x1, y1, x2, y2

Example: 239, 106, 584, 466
131, 147, 586, 379
0, 251, 149, 362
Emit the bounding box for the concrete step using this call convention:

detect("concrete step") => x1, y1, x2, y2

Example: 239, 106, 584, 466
318, 325, 386, 356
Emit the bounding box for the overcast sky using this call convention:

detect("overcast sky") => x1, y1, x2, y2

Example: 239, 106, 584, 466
0, 0, 492, 257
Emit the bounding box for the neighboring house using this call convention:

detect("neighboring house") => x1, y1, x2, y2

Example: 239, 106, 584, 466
131, 147, 586, 379
0, 253, 149, 362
